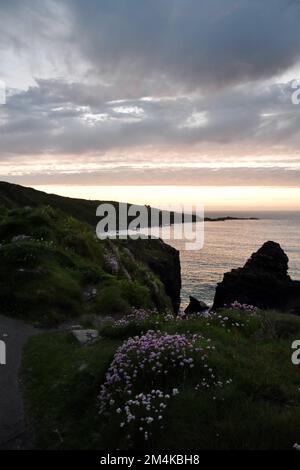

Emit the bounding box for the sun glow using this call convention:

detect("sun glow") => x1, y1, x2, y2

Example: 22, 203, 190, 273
32, 185, 300, 211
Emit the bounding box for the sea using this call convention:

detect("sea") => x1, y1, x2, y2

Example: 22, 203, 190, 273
166, 212, 300, 309
33, 186, 300, 309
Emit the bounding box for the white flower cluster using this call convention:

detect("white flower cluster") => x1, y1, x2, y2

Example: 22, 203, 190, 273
98, 330, 210, 444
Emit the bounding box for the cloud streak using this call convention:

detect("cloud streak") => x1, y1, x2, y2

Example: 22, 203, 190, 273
1, 0, 300, 186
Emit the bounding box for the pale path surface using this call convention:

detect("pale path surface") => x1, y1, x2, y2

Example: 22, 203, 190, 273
0, 315, 39, 449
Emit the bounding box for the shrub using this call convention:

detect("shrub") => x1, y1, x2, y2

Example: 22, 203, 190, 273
119, 280, 151, 309
95, 280, 152, 316
100, 309, 165, 339
98, 330, 218, 447
226, 301, 258, 313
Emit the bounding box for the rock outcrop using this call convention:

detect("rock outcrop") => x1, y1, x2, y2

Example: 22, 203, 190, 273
213, 241, 300, 313
122, 238, 181, 313
184, 296, 209, 314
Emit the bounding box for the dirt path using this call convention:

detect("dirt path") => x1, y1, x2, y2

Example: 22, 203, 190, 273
0, 315, 40, 449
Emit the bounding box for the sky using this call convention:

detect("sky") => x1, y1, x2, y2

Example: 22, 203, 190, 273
1, 0, 300, 209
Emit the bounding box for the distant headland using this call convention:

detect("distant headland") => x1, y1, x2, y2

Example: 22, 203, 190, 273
204, 216, 259, 222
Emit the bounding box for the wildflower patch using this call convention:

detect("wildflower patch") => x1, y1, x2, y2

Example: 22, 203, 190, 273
98, 330, 223, 446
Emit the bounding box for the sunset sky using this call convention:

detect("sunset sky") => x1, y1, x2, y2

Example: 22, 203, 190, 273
1, 0, 300, 209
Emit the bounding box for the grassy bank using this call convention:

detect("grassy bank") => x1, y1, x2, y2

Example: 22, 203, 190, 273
22, 309, 300, 450
0, 205, 172, 325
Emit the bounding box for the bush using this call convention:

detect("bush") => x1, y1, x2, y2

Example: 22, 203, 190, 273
98, 330, 219, 447
261, 311, 300, 339
119, 280, 151, 309
95, 285, 131, 316
95, 280, 152, 316
100, 309, 165, 339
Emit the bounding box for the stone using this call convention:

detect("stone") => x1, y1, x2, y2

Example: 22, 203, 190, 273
11, 235, 32, 243
83, 286, 98, 302
72, 329, 99, 346
184, 296, 209, 314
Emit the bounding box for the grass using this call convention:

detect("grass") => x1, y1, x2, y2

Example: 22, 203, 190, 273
160, 329, 300, 449
94, 279, 152, 316
0, 205, 172, 325
22, 332, 121, 449
22, 309, 300, 450
0, 181, 181, 313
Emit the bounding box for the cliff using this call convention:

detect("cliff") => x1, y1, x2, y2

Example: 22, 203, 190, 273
0, 182, 181, 323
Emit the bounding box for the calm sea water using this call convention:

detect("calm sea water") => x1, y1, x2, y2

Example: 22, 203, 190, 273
166, 212, 300, 308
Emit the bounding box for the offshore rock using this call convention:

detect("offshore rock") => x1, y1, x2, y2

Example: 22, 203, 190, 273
213, 241, 300, 313
184, 296, 209, 314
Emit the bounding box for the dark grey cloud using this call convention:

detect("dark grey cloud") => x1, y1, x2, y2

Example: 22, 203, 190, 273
2, 1, 300, 95
68, 0, 300, 95
1, 0, 300, 187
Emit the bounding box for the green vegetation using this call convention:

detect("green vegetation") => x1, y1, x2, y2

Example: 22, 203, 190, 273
22, 332, 121, 449
0, 205, 171, 325
4, 182, 300, 449
22, 309, 300, 450
0, 181, 181, 313
95, 279, 152, 316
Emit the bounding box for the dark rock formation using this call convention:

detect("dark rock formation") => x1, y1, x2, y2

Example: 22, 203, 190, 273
184, 296, 209, 314
213, 241, 300, 313
123, 238, 181, 313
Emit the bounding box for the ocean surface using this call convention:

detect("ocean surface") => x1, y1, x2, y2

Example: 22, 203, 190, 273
166, 212, 300, 309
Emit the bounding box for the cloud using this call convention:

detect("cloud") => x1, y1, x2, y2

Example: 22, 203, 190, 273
2, 79, 300, 156
1, 1, 300, 187
3, 1, 300, 94
68, 0, 300, 95
3, 166, 300, 188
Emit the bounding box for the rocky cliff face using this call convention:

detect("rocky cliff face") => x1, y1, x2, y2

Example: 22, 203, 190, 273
0, 182, 182, 322
213, 241, 300, 313
122, 238, 181, 313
